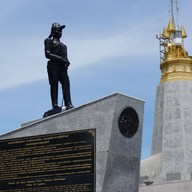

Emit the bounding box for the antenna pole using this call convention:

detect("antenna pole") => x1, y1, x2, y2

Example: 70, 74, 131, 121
170, 0, 174, 21
176, 0, 179, 28
170, 0, 180, 28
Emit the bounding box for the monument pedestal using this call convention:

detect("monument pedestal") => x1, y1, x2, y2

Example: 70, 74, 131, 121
0, 93, 144, 192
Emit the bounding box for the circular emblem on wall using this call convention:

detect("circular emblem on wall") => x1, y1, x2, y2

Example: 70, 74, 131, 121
118, 107, 139, 138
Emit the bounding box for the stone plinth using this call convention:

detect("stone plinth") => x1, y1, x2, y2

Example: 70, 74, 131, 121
0, 93, 144, 192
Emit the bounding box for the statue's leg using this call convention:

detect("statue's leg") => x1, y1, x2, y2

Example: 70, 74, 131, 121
61, 75, 73, 109
50, 81, 59, 108
48, 62, 59, 109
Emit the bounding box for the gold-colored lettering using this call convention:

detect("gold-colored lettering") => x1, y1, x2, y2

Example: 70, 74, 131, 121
0, 130, 95, 191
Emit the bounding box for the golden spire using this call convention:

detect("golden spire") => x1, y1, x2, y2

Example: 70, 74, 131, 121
158, 2, 192, 83
162, 27, 170, 39
167, 18, 175, 32
181, 25, 187, 38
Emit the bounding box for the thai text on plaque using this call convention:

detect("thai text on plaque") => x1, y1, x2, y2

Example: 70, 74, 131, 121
0, 129, 96, 192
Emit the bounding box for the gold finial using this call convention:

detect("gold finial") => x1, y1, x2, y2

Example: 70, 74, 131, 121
162, 27, 170, 39
167, 18, 175, 32
181, 25, 187, 38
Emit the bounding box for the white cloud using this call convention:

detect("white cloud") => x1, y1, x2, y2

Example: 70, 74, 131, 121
69, 20, 159, 67
0, 36, 45, 90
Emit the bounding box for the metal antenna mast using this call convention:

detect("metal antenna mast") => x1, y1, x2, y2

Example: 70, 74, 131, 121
176, 0, 179, 28
170, 0, 180, 28
170, 0, 174, 21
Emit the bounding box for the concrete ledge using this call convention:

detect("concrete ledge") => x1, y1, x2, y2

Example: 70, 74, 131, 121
140, 180, 192, 192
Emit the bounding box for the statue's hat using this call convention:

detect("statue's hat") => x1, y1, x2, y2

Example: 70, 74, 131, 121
51, 23, 65, 30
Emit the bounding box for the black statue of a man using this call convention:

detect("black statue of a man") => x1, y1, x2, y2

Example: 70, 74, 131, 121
44, 23, 73, 110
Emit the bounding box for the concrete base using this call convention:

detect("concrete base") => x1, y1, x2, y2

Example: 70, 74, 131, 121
140, 180, 192, 192
0, 93, 144, 192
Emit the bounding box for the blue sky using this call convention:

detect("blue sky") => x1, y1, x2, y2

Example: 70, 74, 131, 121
0, 0, 192, 159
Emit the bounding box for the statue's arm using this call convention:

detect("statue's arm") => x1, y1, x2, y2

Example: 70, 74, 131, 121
44, 38, 61, 62
44, 39, 69, 65
63, 45, 70, 66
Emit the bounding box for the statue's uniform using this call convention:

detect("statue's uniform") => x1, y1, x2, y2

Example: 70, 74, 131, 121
44, 37, 73, 109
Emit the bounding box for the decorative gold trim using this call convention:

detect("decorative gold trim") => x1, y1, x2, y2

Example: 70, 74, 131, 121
167, 18, 175, 32
160, 73, 192, 83
164, 44, 189, 61
89, 129, 96, 136
160, 58, 192, 83
181, 25, 187, 38
162, 27, 170, 39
